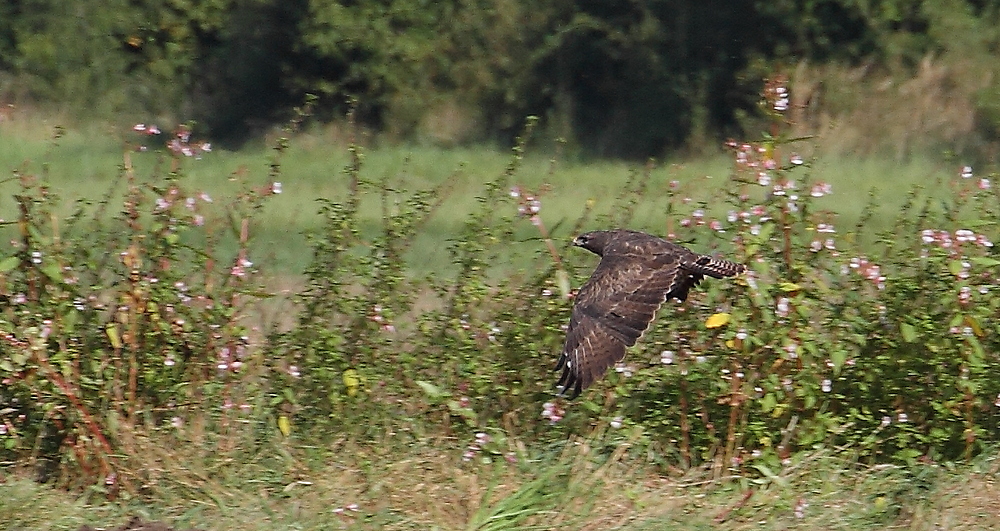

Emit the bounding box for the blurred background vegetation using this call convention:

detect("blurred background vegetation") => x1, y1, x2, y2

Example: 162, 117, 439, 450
3, 0, 1000, 160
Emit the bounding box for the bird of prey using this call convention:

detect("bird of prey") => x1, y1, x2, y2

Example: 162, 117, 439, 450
556, 229, 745, 398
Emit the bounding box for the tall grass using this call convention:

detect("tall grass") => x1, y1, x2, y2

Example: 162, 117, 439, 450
4, 437, 1000, 530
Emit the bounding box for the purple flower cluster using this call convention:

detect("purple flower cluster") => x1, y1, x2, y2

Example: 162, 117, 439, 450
510, 185, 543, 226
846, 257, 886, 290
542, 401, 564, 424
369, 305, 396, 333
462, 431, 490, 461
920, 229, 993, 251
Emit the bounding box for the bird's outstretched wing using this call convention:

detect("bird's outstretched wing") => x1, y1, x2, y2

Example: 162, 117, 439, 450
556, 236, 745, 398
556, 250, 684, 398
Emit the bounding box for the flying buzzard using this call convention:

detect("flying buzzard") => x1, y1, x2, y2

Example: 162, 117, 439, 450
556, 229, 746, 398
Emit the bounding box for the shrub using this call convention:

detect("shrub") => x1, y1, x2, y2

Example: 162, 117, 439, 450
0, 124, 278, 489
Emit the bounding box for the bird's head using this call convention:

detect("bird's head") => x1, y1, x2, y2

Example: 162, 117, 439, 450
573, 230, 612, 256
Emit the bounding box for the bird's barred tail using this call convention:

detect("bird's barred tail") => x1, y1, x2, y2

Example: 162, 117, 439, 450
687, 255, 746, 279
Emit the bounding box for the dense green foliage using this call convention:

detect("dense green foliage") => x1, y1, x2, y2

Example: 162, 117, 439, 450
4, 1, 1000, 156
1, 86, 998, 495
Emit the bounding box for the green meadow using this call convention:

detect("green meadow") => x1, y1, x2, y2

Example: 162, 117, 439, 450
0, 121, 963, 277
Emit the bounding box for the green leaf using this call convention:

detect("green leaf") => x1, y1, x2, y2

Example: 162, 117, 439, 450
105, 324, 122, 349
900, 322, 917, 343
760, 393, 777, 413
41, 260, 64, 282
830, 349, 847, 372
967, 336, 985, 365
804, 393, 817, 409
970, 257, 1000, 267
27, 226, 49, 246
777, 282, 802, 292
10, 350, 31, 365
446, 400, 477, 426
894, 448, 921, 464
63, 309, 79, 333
0, 256, 19, 273
756, 221, 776, 241
416, 380, 449, 400
751, 463, 786, 486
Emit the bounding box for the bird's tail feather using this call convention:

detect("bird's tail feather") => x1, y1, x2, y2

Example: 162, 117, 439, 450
687, 255, 746, 278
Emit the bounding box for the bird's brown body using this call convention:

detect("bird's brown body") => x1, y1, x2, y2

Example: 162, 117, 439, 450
556, 229, 745, 398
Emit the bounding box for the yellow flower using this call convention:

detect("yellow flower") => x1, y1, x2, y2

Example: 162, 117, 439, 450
705, 313, 731, 329
343, 369, 360, 397
277, 415, 291, 437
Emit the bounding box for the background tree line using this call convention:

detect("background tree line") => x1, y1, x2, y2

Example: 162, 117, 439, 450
2, 0, 1000, 158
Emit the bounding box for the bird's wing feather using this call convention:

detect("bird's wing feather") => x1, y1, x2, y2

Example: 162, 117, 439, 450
556, 250, 685, 397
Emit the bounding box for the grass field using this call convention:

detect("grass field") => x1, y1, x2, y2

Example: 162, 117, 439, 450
4, 434, 1000, 530
0, 119, 964, 276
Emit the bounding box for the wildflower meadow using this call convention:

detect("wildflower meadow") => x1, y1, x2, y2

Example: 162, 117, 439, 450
1, 84, 1000, 530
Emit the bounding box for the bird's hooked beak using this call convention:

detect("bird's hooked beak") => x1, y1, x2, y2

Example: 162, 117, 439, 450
572, 236, 585, 247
